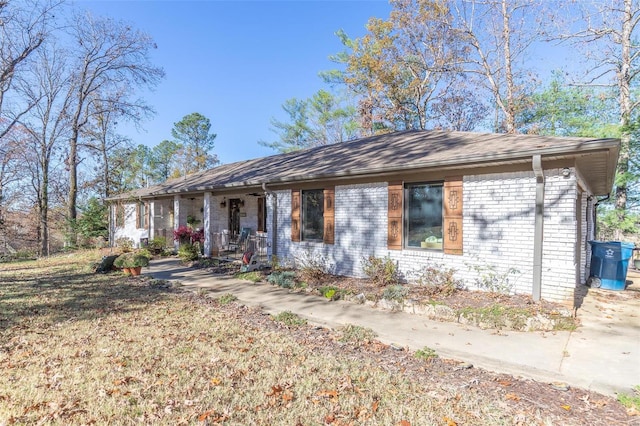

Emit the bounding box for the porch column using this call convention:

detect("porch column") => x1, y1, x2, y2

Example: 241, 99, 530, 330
149, 201, 155, 239
109, 203, 116, 248
173, 195, 180, 252
203, 192, 212, 256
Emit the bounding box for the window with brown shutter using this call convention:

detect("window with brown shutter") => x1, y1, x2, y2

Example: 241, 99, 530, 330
291, 190, 301, 242
257, 197, 266, 232
136, 202, 149, 229
323, 187, 335, 245
387, 182, 403, 250
443, 177, 463, 255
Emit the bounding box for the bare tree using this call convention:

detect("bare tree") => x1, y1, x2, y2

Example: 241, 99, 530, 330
559, 0, 639, 215
0, 0, 60, 140
18, 46, 70, 256
451, 0, 545, 133
64, 11, 164, 245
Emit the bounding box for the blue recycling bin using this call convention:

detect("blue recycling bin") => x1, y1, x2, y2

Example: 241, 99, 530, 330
587, 241, 635, 290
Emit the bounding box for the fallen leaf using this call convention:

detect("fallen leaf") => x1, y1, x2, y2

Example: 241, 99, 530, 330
443, 417, 457, 426
372, 400, 379, 412
267, 385, 283, 396
397, 421, 411, 426
317, 389, 339, 399
210, 378, 222, 386
561, 405, 571, 411
498, 380, 512, 387
505, 393, 520, 401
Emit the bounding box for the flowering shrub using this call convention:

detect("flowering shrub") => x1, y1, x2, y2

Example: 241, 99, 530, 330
173, 225, 192, 242
191, 229, 205, 243
173, 225, 204, 244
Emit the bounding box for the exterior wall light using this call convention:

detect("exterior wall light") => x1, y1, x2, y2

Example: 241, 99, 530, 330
561, 167, 571, 177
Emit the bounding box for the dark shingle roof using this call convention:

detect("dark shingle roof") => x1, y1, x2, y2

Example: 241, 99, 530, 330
108, 130, 619, 200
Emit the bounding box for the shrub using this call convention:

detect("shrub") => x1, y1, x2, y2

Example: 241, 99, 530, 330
361, 255, 400, 287
318, 286, 339, 300
114, 252, 150, 268
412, 263, 464, 297
267, 271, 297, 289
148, 237, 168, 255
116, 237, 134, 253
294, 250, 333, 283
178, 243, 199, 262
235, 271, 262, 282
338, 324, 377, 344
415, 346, 438, 361
217, 293, 238, 305
382, 284, 409, 303
468, 261, 520, 294
272, 311, 307, 327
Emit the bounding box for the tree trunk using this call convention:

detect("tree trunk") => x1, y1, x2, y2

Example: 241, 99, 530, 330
502, 0, 516, 133
615, 0, 632, 213
67, 126, 79, 247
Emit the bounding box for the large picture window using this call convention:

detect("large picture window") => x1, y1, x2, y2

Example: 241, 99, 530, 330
302, 189, 324, 241
405, 182, 443, 249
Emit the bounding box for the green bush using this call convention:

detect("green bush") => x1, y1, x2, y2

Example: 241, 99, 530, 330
267, 271, 297, 289
361, 255, 400, 287
217, 293, 238, 305
113, 252, 150, 268
415, 346, 438, 361
382, 284, 409, 303
148, 237, 168, 255
338, 324, 377, 344
272, 311, 307, 327
178, 243, 199, 262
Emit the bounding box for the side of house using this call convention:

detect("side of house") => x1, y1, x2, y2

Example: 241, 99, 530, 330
269, 166, 593, 302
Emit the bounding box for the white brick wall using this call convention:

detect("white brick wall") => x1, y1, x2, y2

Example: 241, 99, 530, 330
272, 170, 584, 303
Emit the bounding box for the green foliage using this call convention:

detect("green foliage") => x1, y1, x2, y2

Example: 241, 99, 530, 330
113, 252, 150, 268
597, 208, 639, 240
150, 139, 182, 182
337, 324, 377, 344
415, 346, 438, 361
382, 285, 408, 303
177, 243, 199, 262
235, 271, 262, 283
413, 263, 464, 297
272, 311, 307, 327
171, 112, 219, 174
267, 271, 297, 289
148, 237, 168, 255
361, 255, 400, 287
617, 385, 640, 411
259, 89, 359, 152
318, 286, 339, 300
77, 197, 108, 239
217, 293, 238, 305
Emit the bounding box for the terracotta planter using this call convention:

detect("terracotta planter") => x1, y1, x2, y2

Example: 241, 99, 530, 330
123, 267, 132, 276
130, 266, 142, 276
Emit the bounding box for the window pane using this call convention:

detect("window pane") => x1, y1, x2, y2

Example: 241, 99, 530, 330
302, 190, 324, 241
406, 183, 443, 249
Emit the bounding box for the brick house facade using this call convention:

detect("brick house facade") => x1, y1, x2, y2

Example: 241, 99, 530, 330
108, 130, 619, 303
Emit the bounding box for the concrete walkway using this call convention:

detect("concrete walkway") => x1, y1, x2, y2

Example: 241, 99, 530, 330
148, 258, 640, 397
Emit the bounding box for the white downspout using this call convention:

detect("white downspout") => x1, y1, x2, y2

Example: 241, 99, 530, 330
532, 155, 544, 301
262, 183, 277, 257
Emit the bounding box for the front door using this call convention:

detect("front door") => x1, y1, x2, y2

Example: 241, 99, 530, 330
228, 198, 241, 237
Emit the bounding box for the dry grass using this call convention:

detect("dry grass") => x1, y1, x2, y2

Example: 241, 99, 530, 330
0, 251, 629, 425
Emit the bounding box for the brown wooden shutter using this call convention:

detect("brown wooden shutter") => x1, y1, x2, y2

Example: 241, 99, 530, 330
291, 190, 301, 242
257, 197, 265, 232
443, 176, 463, 255
144, 202, 149, 229
387, 182, 403, 250
323, 187, 335, 245
136, 203, 141, 228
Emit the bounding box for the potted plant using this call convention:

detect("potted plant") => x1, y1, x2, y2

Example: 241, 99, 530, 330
114, 252, 150, 276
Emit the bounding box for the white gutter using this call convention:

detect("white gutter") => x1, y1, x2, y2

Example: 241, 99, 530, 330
262, 183, 278, 257
532, 155, 544, 301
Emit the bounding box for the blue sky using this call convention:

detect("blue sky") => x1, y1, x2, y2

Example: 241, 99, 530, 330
80, 1, 393, 164
79, 1, 580, 165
